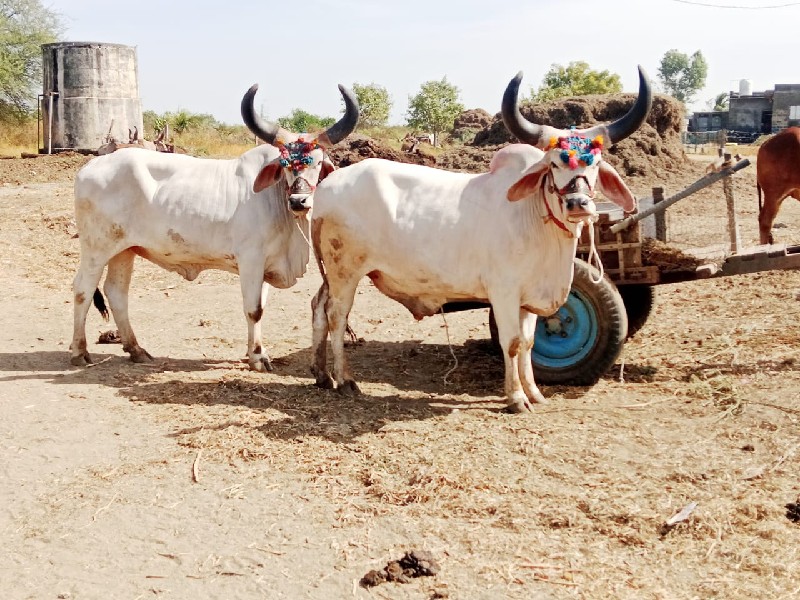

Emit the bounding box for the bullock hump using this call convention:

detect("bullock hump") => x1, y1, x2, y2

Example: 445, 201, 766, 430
489, 144, 544, 174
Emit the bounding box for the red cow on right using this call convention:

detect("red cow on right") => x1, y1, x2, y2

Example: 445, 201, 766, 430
757, 127, 800, 244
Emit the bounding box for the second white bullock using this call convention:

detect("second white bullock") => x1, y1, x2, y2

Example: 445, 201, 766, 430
69, 83, 359, 369
308, 67, 652, 412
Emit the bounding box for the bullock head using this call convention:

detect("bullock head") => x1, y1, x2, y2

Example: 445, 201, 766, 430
502, 66, 652, 236
241, 84, 359, 213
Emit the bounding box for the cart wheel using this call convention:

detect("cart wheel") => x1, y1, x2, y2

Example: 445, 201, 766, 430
617, 284, 655, 338
489, 259, 628, 386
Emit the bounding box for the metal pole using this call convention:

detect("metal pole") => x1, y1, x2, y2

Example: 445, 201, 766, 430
47, 92, 58, 155
610, 158, 752, 234
37, 94, 42, 154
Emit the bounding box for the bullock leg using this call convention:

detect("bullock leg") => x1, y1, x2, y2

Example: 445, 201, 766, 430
104, 249, 153, 363
326, 278, 361, 395
239, 269, 272, 372
517, 310, 547, 406
758, 190, 785, 245
70, 258, 107, 365
490, 300, 534, 413
310, 283, 334, 389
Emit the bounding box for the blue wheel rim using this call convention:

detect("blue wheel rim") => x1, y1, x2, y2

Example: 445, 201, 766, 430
533, 289, 598, 369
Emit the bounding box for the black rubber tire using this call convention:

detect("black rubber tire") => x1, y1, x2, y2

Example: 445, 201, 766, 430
617, 284, 656, 339
488, 258, 628, 386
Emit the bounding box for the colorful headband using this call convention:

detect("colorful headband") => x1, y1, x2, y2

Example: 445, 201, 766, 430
547, 127, 603, 170
275, 136, 321, 174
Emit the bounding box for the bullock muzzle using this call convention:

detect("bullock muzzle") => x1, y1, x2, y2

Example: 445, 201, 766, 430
288, 178, 314, 214
556, 176, 598, 222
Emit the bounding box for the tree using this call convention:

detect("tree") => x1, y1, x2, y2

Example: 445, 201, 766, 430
407, 77, 464, 146
657, 49, 708, 105
0, 0, 62, 117
530, 61, 622, 102
711, 92, 729, 112
351, 82, 391, 128
277, 109, 335, 133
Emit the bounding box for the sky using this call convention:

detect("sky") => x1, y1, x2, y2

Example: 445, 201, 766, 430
44, 0, 800, 126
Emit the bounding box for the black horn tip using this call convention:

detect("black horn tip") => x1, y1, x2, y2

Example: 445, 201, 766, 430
501, 70, 543, 147
241, 82, 279, 144
603, 65, 653, 145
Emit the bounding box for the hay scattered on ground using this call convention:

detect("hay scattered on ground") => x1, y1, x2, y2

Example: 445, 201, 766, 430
641, 237, 704, 272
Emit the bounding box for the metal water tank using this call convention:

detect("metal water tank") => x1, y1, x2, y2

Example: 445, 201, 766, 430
739, 78, 753, 97
41, 41, 143, 152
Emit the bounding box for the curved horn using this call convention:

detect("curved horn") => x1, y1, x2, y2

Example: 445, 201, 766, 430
501, 71, 544, 146
241, 84, 282, 145
318, 84, 360, 146
585, 65, 653, 145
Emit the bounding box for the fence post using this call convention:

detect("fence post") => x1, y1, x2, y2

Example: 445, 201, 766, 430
652, 187, 667, 242
722, 152, 741, 252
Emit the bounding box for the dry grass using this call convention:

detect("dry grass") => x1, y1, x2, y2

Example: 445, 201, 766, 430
0, 118, 38, 156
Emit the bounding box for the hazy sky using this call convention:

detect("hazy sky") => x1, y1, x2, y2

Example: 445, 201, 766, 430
45, 0, 799, 125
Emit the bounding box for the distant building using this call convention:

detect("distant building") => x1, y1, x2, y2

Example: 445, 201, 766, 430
687, 79, 800, 143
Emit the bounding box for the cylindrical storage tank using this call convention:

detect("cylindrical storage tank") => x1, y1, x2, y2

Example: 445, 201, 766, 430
41, 42, 143, 152
739, 78, 753, 97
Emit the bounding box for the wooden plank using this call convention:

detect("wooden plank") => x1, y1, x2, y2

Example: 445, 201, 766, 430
719, 244, 800, 276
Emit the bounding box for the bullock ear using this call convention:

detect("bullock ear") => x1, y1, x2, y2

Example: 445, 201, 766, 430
507, 162, 549, 202
596, 161, 636, 212
253, 162, 283, 193
318, 159, 336, 184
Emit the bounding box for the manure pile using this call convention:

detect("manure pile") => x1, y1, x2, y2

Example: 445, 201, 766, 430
329, 93, 689, 182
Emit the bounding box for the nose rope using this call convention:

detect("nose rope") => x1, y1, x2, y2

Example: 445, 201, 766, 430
587, 220, 604, 284
295, 219, 312, 248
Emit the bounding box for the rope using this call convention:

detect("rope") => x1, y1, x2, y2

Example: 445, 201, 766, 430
439, 308, 459, 385
587, 219, 604, 283
295, 219, 312, 247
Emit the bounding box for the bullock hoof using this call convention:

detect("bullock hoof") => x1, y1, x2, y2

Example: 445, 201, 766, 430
128, 347, 154, 363
337, 379, 361, 396
311, 367, 335, 389
70, 353, 91, 366
504, 400, 533, 414
249, 356, 274, 372
504, 393, 534, 413
528, 391, 548, 405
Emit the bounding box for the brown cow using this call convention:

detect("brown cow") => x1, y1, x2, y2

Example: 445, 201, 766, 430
757, 127, 800, 244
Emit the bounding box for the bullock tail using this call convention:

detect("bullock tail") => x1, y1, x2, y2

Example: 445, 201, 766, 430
93, 288, 110, 321
757, 182, 763, 213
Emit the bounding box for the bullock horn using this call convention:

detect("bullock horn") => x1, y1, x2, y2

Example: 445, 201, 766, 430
501, 71, 545, 147
241, 84, 286, 145
318, 84, 360, 146
503, 66, 653, 148
585, 65, 653, 145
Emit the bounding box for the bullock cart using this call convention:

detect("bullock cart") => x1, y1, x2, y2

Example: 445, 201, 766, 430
445, 157, 800, 385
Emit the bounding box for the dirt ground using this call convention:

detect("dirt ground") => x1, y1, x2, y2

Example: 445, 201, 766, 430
2, 149, 800, 600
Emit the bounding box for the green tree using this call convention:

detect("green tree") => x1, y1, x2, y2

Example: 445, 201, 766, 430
657, 49, 708, 105
162, 109, 216, 134
277, 109, 335, 133
351, 82, 391, 128
711, 92, 729, 112
0, 0, 61, 117
406, 77, 464, 146
531, 61, 622, 102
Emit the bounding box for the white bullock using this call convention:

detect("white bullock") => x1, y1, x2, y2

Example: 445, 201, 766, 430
308, 67, 652, 412
69, 83, 359, 370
